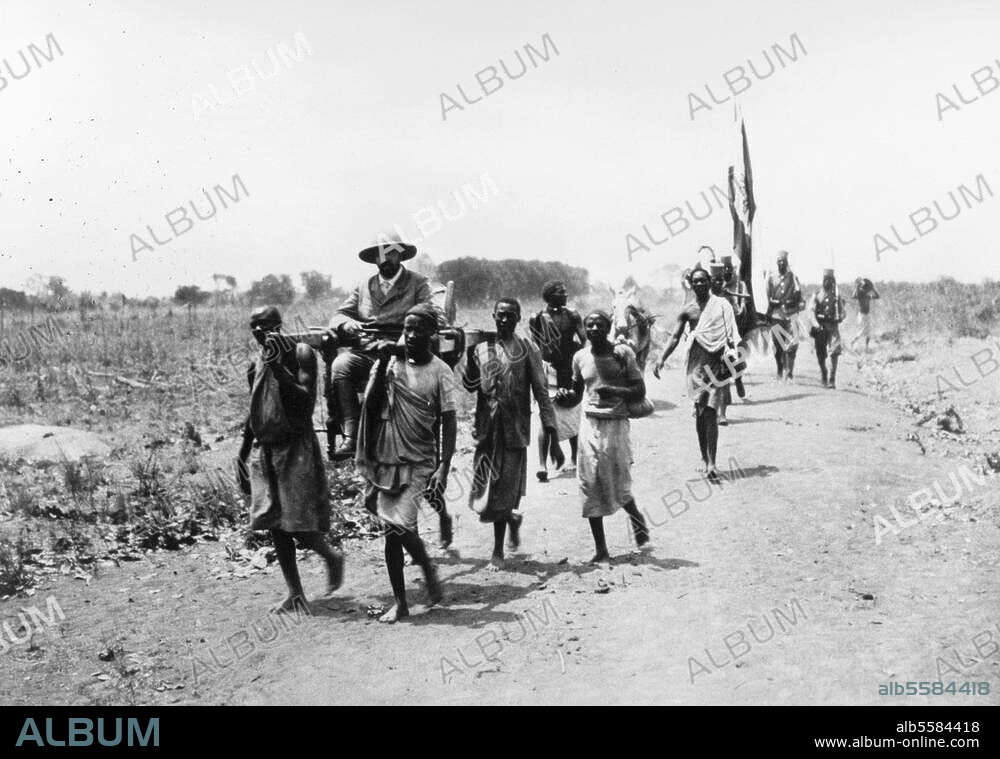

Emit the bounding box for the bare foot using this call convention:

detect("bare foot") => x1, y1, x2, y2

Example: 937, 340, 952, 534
487, 554, 504, 572
706, 468, 721, 484
270, 595, 308, 615
326, 550, 345, 593
634, 527, 650, 549
588, 552, 611, 567
552, 448, 566, 471
378, 604, 409, 623
424, 565, 443, 606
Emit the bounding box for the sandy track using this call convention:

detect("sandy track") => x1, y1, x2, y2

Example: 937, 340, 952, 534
3, 351, 998, 705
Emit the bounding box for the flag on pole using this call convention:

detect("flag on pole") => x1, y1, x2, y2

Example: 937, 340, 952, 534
728, 116, 757, 328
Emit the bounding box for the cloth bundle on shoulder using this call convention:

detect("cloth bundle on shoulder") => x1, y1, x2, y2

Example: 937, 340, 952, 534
609, 346, 653, 419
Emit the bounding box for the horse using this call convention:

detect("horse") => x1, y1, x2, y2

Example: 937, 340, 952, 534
610, 285, 656, 372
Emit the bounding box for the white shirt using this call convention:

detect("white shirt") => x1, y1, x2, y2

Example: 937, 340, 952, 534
378, 267, 403, 295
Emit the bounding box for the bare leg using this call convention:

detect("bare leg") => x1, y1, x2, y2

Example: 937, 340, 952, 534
829, 354, 839, 389
588, 517, 610, 564
734, 340, 748, 398
380, 529, 409, 623
295, 532, 344, 593
507, 512, 522, 550
569, 436, 578, 463
695, 411, 708, 469
535, 426, 548, 479
703, 408, 720, 482
399, 529, 442, 606
489, 521, 506, 571
271, 530, 306, 613
424, 483, 453, 548
785, 349, 797, 381
622, 499, 649, 548
549, 433, 566, 470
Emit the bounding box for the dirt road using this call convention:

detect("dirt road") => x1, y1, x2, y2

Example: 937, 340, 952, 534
3, 350, 998, 705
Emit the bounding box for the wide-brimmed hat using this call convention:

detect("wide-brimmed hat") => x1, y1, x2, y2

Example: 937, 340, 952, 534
358, 235, 417, 264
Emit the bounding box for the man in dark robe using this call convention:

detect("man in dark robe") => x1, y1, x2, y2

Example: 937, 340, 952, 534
528, 280, 585, 482
463, 298, 557, 570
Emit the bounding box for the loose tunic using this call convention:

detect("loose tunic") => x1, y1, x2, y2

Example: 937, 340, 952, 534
464, 335, 555, 522
355, 355, 456, 530
572, 346, 642, 518
248, 352, 330, 533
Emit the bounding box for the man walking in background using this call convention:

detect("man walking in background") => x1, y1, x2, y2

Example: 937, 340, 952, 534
765, 250, 804, 381
528, 280, 586, 482
810, 269, 847, 389
708, 262, 735, 426
653, 268, 740, 482
721, 254, 752, 403
849, 276, 880, 353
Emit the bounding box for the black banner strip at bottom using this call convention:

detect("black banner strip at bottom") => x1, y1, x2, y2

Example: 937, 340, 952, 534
0, 706, 991, 752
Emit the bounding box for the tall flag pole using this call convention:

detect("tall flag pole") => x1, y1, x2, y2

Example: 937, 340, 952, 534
728, 112, 758, 327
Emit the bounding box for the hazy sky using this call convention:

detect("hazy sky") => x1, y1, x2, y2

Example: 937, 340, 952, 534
2, 0, 999, 299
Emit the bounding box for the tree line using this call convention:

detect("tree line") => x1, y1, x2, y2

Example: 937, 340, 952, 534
0, 258, 590, 313
436, 258, 589, 304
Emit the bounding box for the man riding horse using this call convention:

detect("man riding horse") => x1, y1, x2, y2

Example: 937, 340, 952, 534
327, 237, 442, 460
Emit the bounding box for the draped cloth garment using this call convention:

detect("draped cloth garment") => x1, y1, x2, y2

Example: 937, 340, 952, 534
355, 356, 456, 529
248, 355, 330, 533
686, 295, 739, 412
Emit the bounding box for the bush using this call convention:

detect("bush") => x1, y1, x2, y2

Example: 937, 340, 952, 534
248, 274, 296, 306
0, 534, 32, 595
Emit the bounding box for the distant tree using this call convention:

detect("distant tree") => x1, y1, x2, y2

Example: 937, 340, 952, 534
211, 273, 239, 304
24, 274, 47, 302
300, 270, 332, 300
108, 292, 129, 312
78, 291, 99, 312
174, 285, 211, 310
248, 274, 296, 306
47, 276, 71, 307
0, 287, 29, 310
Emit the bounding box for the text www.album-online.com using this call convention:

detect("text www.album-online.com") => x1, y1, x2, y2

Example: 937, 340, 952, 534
813, 736, 980, 749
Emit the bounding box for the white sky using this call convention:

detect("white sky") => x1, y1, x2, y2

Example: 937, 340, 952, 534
2, 0, 999, 297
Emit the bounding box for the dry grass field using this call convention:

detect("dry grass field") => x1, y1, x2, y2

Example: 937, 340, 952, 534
1, 278, 998, 704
